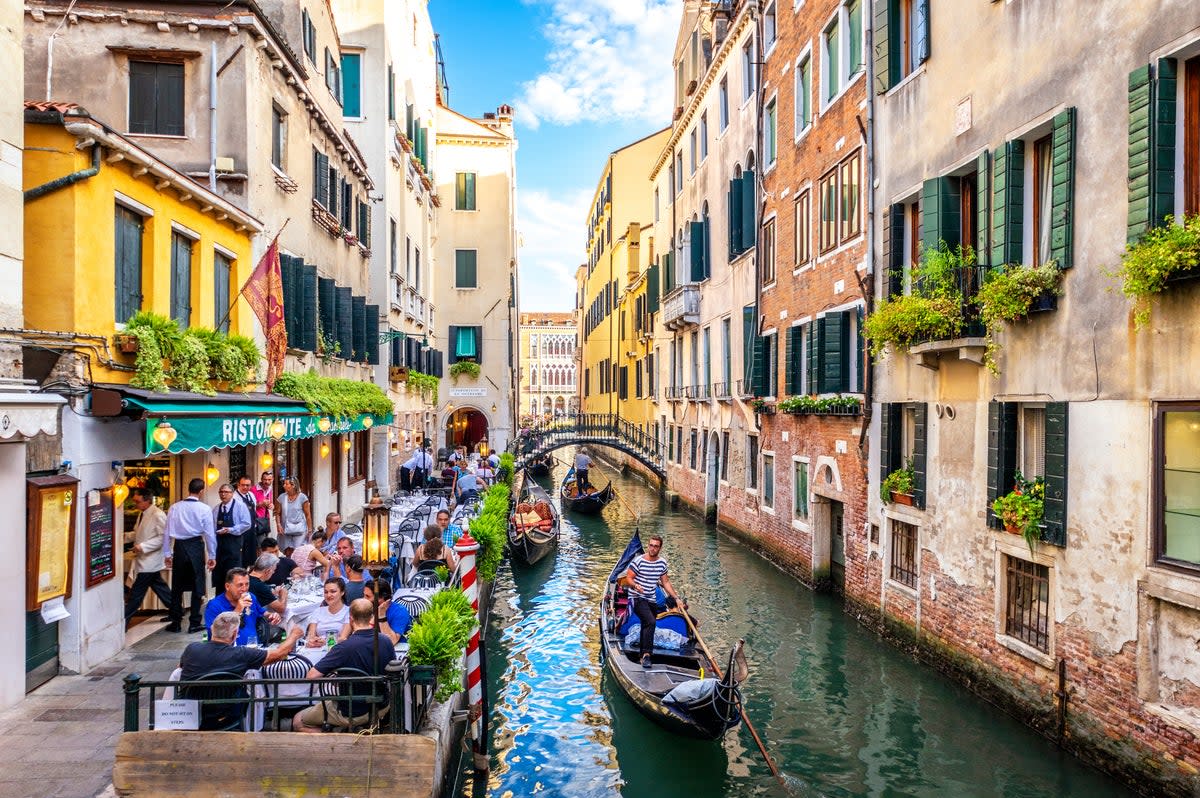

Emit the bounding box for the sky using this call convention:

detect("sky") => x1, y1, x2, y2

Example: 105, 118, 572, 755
430, 0, 681, 313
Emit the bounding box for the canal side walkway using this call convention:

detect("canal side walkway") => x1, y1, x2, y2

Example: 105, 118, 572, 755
0, 622, 190, 798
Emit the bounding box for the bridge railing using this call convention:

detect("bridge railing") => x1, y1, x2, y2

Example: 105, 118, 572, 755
510, 413, 665, 474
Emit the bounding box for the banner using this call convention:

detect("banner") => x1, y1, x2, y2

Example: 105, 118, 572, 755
241, 235, 287, 391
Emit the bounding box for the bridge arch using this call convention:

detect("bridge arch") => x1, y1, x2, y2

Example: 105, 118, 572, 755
510, 414, 665, 479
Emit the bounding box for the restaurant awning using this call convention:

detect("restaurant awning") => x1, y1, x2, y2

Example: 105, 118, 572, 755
90, 386, 392, 455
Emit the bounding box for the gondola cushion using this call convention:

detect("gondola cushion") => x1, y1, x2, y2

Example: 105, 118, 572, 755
663, 678, 718, 707
623, 625, 689, 651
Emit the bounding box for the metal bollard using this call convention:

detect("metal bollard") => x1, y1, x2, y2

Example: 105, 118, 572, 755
122, 674, 142, 732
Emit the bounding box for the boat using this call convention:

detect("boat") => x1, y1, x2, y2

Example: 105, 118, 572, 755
527, 454, 552, 478
560, 466, 614, 514
598, 531, 745, 740
507, 473, 560, 565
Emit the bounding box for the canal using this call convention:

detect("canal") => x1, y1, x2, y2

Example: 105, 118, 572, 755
450, 459, 1132, 797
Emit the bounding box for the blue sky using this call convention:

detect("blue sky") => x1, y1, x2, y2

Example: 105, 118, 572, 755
430, 0, 680, 312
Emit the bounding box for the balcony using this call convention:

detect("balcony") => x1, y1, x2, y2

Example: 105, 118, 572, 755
662, 284, 700, 330
404, 286, 428, 326
907, 265, 989, 371
665, 385, 684, 401
712, 381, 731, 400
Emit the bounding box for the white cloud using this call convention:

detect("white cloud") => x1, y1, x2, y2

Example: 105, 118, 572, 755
516, 187, 591, 312
517, 0, 680, 129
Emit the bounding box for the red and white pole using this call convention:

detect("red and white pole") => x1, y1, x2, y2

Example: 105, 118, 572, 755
454, 532, 488, 772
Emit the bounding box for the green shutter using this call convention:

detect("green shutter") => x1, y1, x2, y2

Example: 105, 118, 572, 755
335, 286, 353, 359
1042, 402, 1069, 546
317, 277, 335, 351
690, 220, 706, 282
805, 321, 817, 394
911, 402, 928, 509
1049, 107, 1076, 269
785, 326, 800, 395
986, 400, 1018, 529
351, 295, 367, 362
818, 312, 850, 393
1153, 59, 1178, 228
278, 255, 295, 344
664, 252, 675, 294
740, 170, 757, 251
447, 325, 459, 364
883, 203, 904, 298
872, 0, 891, 95
991, 140, 1025, 266
729, 180, 743, 256
702, 217, 712, 279
751, 335, 767, 396
921, 176, 961, 252
741, 304, 756, 390
854, 305, 865, 393
976, 151, 990, 267
647, 261, 660, 313
300, 263, 318, 353
365, 304, 379, 365
879, 403, 903, 493
455, 250, 477, 288
1127, 65, 1154, 241
474, 325, 483, 364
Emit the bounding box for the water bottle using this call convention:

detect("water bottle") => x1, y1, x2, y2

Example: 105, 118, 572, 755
326, 632, 335, 649
201, 629, 209, 643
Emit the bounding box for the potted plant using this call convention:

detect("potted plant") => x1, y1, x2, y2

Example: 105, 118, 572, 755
1116, 214, 1200, 328
114, 332, 140, 354
881, 457, 916, 505
975, 262, 1064, 372
863, 242, 973, 357
449, 360, 481, 381
750, 398, 774, 414
991, 472, 1045, 551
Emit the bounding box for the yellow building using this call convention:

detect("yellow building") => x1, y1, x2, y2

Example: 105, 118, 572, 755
579, 128, 669, 433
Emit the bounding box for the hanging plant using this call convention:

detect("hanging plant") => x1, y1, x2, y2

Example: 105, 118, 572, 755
975, 262, 1064, 373
124, 311, 182, 360
167, 332, 214, 395
1116, 214, 1200, 328
272, 369, 392, 418
406, 370, 439, 405
127, 325, 166, 392
863, 242, 973, 356
449, 360, 480, 381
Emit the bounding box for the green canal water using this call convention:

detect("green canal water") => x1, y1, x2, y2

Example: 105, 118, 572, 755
449, 461, 1132, 797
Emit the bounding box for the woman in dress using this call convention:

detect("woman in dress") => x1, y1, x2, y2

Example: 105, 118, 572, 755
304, 577, 350, 647
275, 477, 312, 551
290, 529, 333, 580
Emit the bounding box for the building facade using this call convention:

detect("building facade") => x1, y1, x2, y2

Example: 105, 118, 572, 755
865, 0, 1200, 790
518, 311, 577, 422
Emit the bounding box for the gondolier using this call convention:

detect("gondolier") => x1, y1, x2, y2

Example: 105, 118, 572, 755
574, 448, 593, 491
622, 534, 683, 668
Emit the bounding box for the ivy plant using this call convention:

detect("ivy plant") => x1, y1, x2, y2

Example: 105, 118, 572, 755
449, 360, 481, 381
406, 371, 439, 405
1116, 214, 1200, 328
127, 324, 166, 392
272, 370, 392, 418
863, 242, 973, 356
168, 332, 214, 395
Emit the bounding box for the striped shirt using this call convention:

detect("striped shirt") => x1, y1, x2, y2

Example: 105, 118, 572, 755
629, 555, 668, 601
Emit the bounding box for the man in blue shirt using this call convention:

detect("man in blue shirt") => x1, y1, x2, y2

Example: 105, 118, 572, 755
204, 567, 281, 646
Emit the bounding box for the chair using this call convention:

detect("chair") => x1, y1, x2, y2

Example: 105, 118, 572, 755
392, 517, 422, 542
177, 670, 252, 731
408, 561, 443, 590
317, 667, 388, 732
341, 522, 363, 539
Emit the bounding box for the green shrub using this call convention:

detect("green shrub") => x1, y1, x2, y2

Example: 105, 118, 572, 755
975, 263, 1063, 373
1117, 214, 1200, 328
127, 325, 166, 392
449, 361, 480, 380
864, 241, 973, 357
168, 332, 214, 395
273, 370, 392, 418
406, 371, 439, 405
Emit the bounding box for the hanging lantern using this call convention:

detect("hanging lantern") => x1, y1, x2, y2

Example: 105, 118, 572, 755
362, 416, 374, 429
317, 417, 332, 433
343, 438, 352, 451
151, 421, 177, 450
261, 451, 274, 470
320, 441, 330, 458
205, 463, 220, 485
361, 504, 389, 566
111, 482, 130, 506
268, 418, 287, 440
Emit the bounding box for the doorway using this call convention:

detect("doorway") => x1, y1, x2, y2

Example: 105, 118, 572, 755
829, 500, 845, 593
445, 407, 489, 453
704, 431, 720, 524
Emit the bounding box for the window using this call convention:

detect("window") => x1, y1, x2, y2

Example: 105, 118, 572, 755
271, 106, 287, 169
793, 460, 809, 519
169, 231, 193, 327
822, 18, 841, 102
795, 55, 812, 134
387, 64, 395, 121
890, 520, 918, 588
765, 99, 777, 166
1004, 556, 1050, 652
114, 205, 144, 322
347, 430, 368, 484
764, 3, 777, 50
880, 402, 927, 507
301, 9, 316, 61
214, 250, 231, 333
668, 424, 675, 462
721, 317, 732, 388
794, 189, 812, 266
762, 453, 775, 509
987, 402, 1068, 544
414, 247, 421, 292
1032, 135, 1053, 266
700, 112, 709, 160
676, 152, 684, 194
690, 429, 698, 470
1156, 405, 1200, 567
762, 331, 777, 397
901, 0, 922, 78
847, 0, 863, 76
742, 38, 755, 101
455, 250, 477, 289
702, 327, 712, 392
818, 149, 862, 253
875, 0, 928, 93
1019, 405, 1046, 480
128, 60, 184, 136
456, 172, 477, 211
668, 164, 676, 204
654, 188, 660, 222
689, 129, 697, 174
689, 331, 699, 389
761, 217, 776, 285
676, 426, 684, 464
341, 52, 362, 117
449, 325, 480, 362
325, 49, 341, 104
721, 431, 730, 481
390, 219, 398, 275
747, 435, 759, 489
719, 76, 729, 130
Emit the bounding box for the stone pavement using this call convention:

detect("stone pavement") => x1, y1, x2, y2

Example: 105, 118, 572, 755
0, 623, 192, 798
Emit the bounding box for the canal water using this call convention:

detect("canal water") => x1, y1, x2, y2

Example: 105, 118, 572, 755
449, 460, 1131, 798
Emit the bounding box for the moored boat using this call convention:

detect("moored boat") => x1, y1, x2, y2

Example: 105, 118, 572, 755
508, 472, 560, 565
560, 466, 614, 514
526, 454, 552, 477
598, 531, 744, 740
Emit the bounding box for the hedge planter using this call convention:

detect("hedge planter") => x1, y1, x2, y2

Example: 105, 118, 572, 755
1027, 291, 1059, 314
890, 492, 915, 506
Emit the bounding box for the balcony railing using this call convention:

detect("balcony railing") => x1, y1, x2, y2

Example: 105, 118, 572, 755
662, 284, 700, 330
908, 264, 989, 370
695, 383, 710, 400
665, 385, 684, 401
712, 381, 731, 400
404, 286, 428, 326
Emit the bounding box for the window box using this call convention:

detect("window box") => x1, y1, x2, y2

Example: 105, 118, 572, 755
751, 399, 775, 415
890, 491, 915, 507
1028, 291, 1058, 314
115, 333, 140, 354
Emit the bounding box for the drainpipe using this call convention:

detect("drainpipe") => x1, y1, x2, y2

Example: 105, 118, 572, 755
209, 41, 218, 192
752, 0, 764, 433
858, 15, 878, 462
24, 144, 101, 202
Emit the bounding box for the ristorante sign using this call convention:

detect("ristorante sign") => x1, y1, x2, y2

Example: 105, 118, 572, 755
145, 411, 391, 455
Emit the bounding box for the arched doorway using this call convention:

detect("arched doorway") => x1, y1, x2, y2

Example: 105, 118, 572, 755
445, 407, 489, 453
704, 431, 720, 524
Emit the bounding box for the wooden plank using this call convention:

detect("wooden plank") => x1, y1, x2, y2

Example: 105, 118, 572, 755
113, 731, 438, 797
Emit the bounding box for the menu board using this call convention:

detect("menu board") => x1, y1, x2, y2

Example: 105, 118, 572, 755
86, 490, 116, 588
26, 475, 79, 610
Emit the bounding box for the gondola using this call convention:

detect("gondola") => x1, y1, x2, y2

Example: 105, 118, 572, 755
598, 531, 745, 740
507, 472, 560, 565
560, 466, 614, 514
526, 454, 552, 478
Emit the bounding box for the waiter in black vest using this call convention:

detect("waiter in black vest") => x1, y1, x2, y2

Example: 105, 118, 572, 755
212, 483, 252, 588
235, 475, 260, 566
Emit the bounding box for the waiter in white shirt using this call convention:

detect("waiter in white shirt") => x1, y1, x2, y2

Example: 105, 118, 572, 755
123, 488, 171, 626
212, 483, 252, 590
163, 478, 218, 633
400, 446, 433, 492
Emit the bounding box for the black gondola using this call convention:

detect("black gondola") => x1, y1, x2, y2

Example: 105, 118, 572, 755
507, 472, 560, 565
560, 466, 614, 514
527, 455, 552, 477
598, 531, 744, 740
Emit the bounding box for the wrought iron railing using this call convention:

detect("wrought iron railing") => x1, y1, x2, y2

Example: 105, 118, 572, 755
510, 413, 665, 475
915, 264, 989, 342
712, 381, 731, 400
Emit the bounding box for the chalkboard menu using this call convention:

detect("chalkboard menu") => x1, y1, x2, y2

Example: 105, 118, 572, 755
86, 490, 116, 588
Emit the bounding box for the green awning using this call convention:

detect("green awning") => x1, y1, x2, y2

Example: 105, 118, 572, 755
123, 395, 392, 455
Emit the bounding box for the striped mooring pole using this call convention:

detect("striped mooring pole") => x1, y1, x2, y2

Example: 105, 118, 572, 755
454, 532, 488, 772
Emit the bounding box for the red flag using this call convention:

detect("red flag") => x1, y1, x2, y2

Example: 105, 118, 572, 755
241, 234, 287, 392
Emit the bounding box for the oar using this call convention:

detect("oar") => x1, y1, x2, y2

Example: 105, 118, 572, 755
585, 456, 639, 521
678, 609, 789, 790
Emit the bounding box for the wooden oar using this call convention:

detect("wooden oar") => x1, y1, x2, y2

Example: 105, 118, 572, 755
678, 609, 788, 789
585, 456, 639, 521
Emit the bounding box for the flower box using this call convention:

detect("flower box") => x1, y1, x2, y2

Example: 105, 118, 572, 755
1027, 291, 1058, 314
115, 334, 140, 354
408, 664, 436, 685
890, 491, 915, 506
